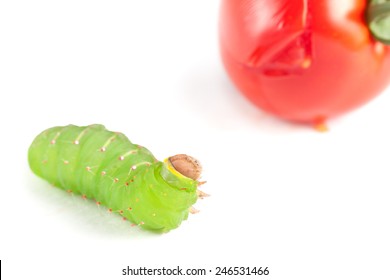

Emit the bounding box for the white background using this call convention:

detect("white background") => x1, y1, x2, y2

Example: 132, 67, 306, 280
1, 1, 390, 279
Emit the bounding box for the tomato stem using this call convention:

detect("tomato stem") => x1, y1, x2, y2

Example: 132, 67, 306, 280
367, 0, 390, 44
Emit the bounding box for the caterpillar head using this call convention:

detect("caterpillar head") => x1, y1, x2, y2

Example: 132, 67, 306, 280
168, 154, 202, 181
161, 153, 207, 207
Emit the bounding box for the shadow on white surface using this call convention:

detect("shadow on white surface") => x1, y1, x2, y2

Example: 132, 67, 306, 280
180, 65, 301, 133
25, 170, 159, 239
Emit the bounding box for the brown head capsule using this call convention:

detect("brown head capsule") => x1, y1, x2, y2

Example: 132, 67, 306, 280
168, 154, 202, 181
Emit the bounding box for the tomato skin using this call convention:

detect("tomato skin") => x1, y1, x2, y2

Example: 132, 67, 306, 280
219, 0, 390, 123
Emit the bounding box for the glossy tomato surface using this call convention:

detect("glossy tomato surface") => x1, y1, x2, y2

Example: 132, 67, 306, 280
219, 0, 390, 124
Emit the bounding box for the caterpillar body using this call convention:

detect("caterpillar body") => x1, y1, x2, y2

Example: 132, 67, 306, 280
28, 124, 206, 232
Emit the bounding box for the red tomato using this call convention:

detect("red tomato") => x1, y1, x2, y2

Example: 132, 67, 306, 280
219, 0, 390, 125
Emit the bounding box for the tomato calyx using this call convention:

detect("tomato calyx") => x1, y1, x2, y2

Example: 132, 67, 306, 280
367, 0, 390, 44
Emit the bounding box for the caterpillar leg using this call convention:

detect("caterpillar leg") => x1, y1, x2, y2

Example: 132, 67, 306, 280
197, 190, 210, 199
189, 207, 200, 214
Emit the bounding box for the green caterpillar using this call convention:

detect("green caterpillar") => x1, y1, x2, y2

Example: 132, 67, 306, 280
28, 124, 207, 232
